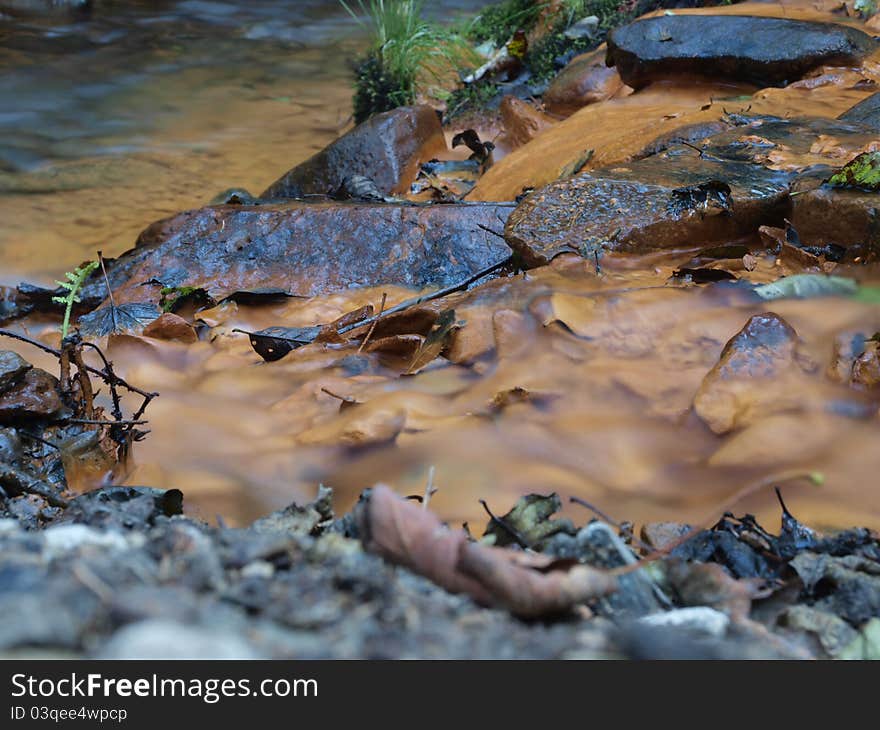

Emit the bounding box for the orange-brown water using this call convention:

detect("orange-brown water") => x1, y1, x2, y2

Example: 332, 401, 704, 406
3, 0, 880, 533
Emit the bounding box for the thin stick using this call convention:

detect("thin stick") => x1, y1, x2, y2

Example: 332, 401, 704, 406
357, 292, 386, 354
422, 466, 437, 511
65, 418, 149, 427
479, 499, 531, 549
97, 250, 116, 333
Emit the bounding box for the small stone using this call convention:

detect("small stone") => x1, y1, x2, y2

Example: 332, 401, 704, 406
96, 620, 261, 659
639, 607, 730, 637
640, 522, 691, 552
0, 350, 31, 393
42, 524, 133, 558
0, 368, 63, 423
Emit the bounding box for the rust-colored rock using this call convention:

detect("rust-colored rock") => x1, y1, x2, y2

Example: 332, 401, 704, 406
693, 313, 803, 435
498, 96, 556, 150
544, 48, 626, 117
852, 340, 880, 390
143, 313, 198, 344
261, 105, 446, 199
0, 368, 63, 423
110, 201, 514, 306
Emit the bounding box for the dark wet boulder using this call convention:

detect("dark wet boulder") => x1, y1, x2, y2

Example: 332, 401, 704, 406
693, 313, 803, 434
107, 202, 514, 307
838, 92, 880, 130
261, 105, 446, 200
606, 16, 876, 89
0, 367, 63, 423
505, 149, 791, 266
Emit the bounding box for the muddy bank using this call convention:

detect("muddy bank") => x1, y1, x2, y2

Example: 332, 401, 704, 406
1, 479, 877, 659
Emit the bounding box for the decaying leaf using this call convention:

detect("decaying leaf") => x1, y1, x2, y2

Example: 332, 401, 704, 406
358, 485, 617, 618
244, 325, 323, 362
406, 309, 461, 374
482, 493, 575, 549
78, 302, 162, 337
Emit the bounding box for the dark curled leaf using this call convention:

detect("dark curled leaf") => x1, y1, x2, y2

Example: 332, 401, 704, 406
221, 288, 294, 305
406, 309, 460, 374
244, 325, 323, 362
78, 302, 162, 337
672, 268, 738, 284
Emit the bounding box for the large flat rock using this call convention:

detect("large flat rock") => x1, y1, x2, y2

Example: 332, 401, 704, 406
505, 149, 792, 267
108, 202, 514, 306
505, 114, 880, 266
261, 105, 446, 199
607, 15, 876, 89
839, 92, 880, 130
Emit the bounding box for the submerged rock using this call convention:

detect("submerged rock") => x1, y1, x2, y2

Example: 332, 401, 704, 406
693, 313, 802, 435
544, 48, 626, 117
607, 16, 876, 89
108, 202, 514, 306
261, 105, 446, 199
838, 92, 880, 130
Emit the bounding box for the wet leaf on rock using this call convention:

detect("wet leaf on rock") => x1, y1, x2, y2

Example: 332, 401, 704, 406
754, 274, 858, 300
78, 302, 161, 337
828, 150, 880, 190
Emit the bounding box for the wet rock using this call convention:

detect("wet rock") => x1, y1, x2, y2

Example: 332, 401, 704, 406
780, 605, 859, 658
641, 522, 691, 552
0, 367, 63, 423
790, 552, 880, 625
607, 16, 876, 90
96, 619, 261, 659
828, 331, 869, 383
789, 180, 880, 260
261, 105, 446, 199
505, 151, 791, 266
59, 486, 184, 531
0, 427, 22, 462
544, 48, 626, 117
42, 524, 133, 559
639, 606, 729, 638
838, 92, 880, 130
633, 120, 729, 160
693, 313, 802, 435
109, 202, 514, 306
0, 350, 30, 392
498, 96, 556, 149
852, 340, 880, 390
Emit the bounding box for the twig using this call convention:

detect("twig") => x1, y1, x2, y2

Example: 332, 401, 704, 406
357, 292, 387, 354
0, 462, 69, 508
80, 341, 123, 423
65, 418, 149, 426
422, 466, 437, 511
0, 329, 156, 400
335, 257, 512, 337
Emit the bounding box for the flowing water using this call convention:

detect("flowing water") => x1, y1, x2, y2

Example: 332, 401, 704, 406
3, 0, 880, 533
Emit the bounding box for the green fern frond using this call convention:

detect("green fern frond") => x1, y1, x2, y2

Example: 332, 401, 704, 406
54, 260, 99, 340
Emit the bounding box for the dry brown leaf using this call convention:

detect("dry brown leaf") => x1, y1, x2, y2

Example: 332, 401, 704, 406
360, 485, 617, 618
143, 312, 198, 344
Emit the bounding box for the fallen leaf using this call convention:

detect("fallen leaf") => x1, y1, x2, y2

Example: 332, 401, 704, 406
754, 275, 858, 301
359, 485, 617, 618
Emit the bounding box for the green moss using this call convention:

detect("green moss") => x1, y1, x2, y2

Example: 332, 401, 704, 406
159, 286, 208, 313
352, 51, 413, 123
465, 0, 544, 46
829, 151, 880, 190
